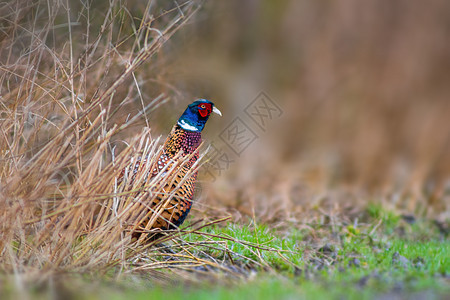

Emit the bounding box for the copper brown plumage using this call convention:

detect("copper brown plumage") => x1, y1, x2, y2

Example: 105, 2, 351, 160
121, 99, 221, 240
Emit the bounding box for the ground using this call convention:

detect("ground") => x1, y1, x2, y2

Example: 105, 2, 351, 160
3, 205, 449, 300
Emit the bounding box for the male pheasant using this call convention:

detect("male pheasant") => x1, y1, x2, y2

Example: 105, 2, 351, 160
126, 99, 221, 240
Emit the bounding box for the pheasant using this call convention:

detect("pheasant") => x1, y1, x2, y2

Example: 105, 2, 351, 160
124, 99, 221, 240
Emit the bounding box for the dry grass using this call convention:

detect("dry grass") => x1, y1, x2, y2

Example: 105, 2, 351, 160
0, 2, 290, 290
0, 0, 245, 286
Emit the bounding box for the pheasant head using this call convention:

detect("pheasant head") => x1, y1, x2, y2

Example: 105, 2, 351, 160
177, 99, 222, 132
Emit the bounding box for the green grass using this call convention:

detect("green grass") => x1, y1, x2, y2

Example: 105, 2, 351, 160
115, 226, 448, 300
109, 278, 373, 300
107, 279, 447, 300
3, 208, 449, 300
186, 208, 448, 296
110, 208, 447, 300
183, 221, 305, 271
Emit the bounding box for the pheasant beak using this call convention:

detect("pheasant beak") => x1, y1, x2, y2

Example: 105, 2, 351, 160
212, 106, 222, 116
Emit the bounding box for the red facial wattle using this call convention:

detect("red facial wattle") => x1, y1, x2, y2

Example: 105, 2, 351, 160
198, 103, 212, 118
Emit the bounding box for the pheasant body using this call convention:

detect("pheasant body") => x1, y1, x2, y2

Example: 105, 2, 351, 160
127, 100, 221, 239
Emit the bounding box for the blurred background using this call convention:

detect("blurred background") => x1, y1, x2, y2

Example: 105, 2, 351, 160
146, 0, 450, 221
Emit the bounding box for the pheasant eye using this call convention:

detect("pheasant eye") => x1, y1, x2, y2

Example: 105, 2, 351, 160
198, 104, 210, 117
